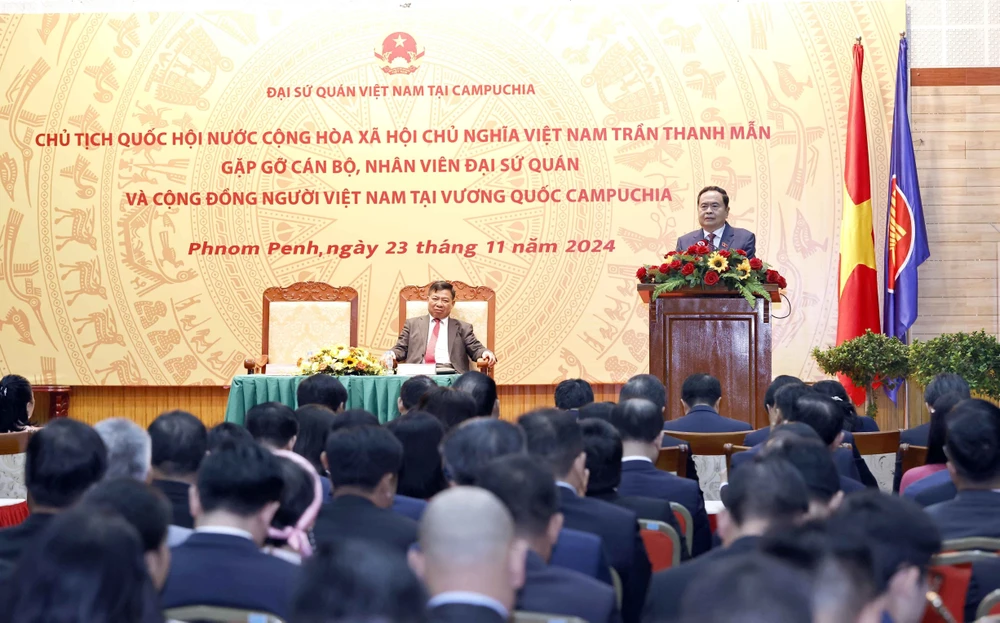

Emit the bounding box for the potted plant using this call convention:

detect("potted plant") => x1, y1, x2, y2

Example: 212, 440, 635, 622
811, 330, 911, 416
909, 330, 1000, 401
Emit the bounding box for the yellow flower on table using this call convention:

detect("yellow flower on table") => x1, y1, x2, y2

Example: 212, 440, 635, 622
735, 259, 752, 280
707, 252, 729, 273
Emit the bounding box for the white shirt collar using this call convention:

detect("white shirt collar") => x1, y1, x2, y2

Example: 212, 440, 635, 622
703, 224, 726, 240
555, 481, 577, 494
622, 456, 653, 464
195, 526, 254, 541
428, 315, 449, 326
428, 591, 508, 618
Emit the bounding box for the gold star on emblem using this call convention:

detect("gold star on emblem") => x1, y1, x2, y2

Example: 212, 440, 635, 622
393, 35, 407, 47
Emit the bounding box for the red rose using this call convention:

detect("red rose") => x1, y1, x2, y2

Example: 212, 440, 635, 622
670, 260, 682, 270
695, 244, 711, 255
636, 267, 647, 280
718, 250, 731, 258
665, 251, 677, 258
681, 263, 695, 276
686, 245, 699, 255
777, 276, 788, 289
765, 269, 779, 284
736, 249, 747, 256
659, 263, 669, 273
749, 258, 763, 270
703, 271, 720, 285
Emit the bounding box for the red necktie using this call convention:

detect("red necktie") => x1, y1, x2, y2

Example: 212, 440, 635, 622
707, 233, 716, 250
424, 319, 441, 364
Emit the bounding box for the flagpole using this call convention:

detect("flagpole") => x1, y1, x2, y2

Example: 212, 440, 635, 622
902, 30, 910, 431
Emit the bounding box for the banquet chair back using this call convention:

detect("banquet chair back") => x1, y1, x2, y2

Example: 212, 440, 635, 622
253, 282, 358, 375
163, 604, 284, 622
514, 612, 587, 623
639, 519, 681, 571
977, 589, 1000, 619
941, 537, 1000, 554
670, 502, 693, 555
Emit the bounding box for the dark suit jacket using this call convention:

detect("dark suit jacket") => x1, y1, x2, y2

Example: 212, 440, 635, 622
551, 528, 612, 584
663, 405, 751, 433
314, 494, 418, 555
643, 535, 761, 622
557, 486, 650, 623
676, 224, 756, 259
618, 460, 711, 557
392, 494, 427, 522
915, 480, 958, 508
926, 490, 1000, 541
966, 558, 1000, 622
732, 438, 860, 481
391, 316, 487, 374
855, 416, 880, 432
161, 532, 299, 618
660, 434, 700, 486
152, 479, 194, 529
428, 602, 507, 623
894, 424, 932, 492
590, 490, 689, 561
0, 512, 55, 566
744, 427, 770, 446
518, 550, 620, 623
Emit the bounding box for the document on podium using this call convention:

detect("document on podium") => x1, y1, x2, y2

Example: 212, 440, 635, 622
396, 363, 438, 376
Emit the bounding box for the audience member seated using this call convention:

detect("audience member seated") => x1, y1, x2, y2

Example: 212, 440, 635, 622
899, 392, 963, 494
813, 380, 880, 432
409, 487, 527, 623
206, 422, 253, 451
331, 408, 380, 431
314, 425, 417, 554
677, 554, 813, 623
0, 418, 107, 565
80, 478, 172, 591
924, 399, 1000, 540
160, 442, 298, 618
94, 418, 152, 482
555, 378, 595, 413
1, 507, 153, 623
453, 371, 500, 417
520, 409, 650, 623
895, 372, 971, 492
387, 410, 448, 499
399, 375, 438, 415
265, 450, 322, 564
664, 373, 751, 433
148, 410, 207, 529
755, 433, 844, 518
440, 418, 525, 486
290, 540, 429, 623
830, 491, 941, 623
618, 374, 699, 484
0, 374, 35, 432
291, 404, 335, 502
477, 454, 619, 623
246, 401, 299, 451
580, 418, 689, 561
643, 456, 810, 622
579, 401, 616, 422
744, 382, 811, 447
419, 387, 478, 432
611, 398, 710, 557
296, 374, 347, 413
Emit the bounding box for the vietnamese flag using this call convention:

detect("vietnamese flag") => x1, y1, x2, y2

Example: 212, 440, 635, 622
836, 41, 881, 405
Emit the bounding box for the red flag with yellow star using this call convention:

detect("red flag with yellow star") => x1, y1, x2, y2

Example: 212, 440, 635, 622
837, 41, 882, 405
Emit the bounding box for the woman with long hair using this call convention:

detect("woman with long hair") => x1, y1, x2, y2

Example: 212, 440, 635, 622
899, 392, 965, 494
0, 375, 34, 433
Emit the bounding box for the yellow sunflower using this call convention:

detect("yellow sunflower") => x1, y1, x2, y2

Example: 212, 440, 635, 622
735, 259, 752, 280
707, 252, 729, 273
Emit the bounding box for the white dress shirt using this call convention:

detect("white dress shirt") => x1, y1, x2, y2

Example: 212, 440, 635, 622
703, 224, 727, 248
194, 526, 254, 541
621, 455, 653, 464
428, 591, 509, 619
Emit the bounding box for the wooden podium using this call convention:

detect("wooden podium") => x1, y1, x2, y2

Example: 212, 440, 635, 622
638, 284, 780, 429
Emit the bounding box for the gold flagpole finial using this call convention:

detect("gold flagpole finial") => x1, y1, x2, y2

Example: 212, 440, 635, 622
900, 31, 906, 39
856, 35, 862, 43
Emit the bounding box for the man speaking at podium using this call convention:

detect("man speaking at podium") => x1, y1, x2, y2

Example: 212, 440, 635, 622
675, 186, 757, 259
383, 281, 497, 374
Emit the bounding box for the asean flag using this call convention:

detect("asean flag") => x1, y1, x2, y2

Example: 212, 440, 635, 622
836, 41, 881, 406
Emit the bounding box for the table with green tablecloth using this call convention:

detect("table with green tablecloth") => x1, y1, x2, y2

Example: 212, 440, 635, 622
224, 374, 456, 425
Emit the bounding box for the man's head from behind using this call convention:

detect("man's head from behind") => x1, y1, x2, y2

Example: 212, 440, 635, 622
680, 554, 811, 623
147, 410, 207, 480
398, 375, 437, 415
831, 491, 941, 623
410, 487, 526, 608
680, 373, 723, 412
924, 373, 970, 410
94, 418, 152, 482
453, 371, 499, 417
758, 435, 843, 518
246, 401, 299, 451
26, 419, 108, 512
191, 441, 284, 544
554, 379, 594, 411
579, 418, 621, 496
297, 374, 348, 413
419, 387, 478, 432
765, 375, 804, 425
440, 417, 525, 486
619, 374, 666, 413
610, 398, 664, 459
475, 454, 563, 562
324, 425, 403, 508
718, 456, 810, 547
785, 393, 844, 449
518, 409, 586, 493
944, 399, 1000, 490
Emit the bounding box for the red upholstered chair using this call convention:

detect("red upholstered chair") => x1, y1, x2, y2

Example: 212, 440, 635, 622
977, 589, 1000, 619
639, 519, 681, 572
921, 551, 999, 623
670, 502, 693, 555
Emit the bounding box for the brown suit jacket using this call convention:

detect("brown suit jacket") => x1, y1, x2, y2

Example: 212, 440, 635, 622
390, 316, 488, 374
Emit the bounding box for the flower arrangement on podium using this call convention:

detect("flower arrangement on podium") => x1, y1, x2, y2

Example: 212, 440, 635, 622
635, 241, 787, 306
297, 344, 387, 377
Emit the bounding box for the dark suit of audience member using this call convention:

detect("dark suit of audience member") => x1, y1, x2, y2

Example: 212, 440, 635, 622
160, 443, 298, 618
927, 490, 1000, 540
915, 480, 958, 507
590, 490, 689, 561
0, 419, 107, 565
550, 528, 612, 583
392, 494, 427, 522
428, 601, 507, 623
662, 374, 751, 434
148, 410, 207, 529
314, 425, 418, 555
644, 457, 811, 622
519, 551, 620, 623
895, 373, 972, 491
966, 558, 1000, 622
732, 441, 860, 483
618, 375, 700, 486
519, 409, 650, 623
619, 460, 709, 557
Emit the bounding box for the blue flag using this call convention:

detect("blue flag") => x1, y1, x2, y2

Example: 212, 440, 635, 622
883, 36, 930, 401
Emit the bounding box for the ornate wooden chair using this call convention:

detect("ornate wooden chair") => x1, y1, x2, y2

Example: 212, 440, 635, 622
655, 445, 689, 478
397, 281, 495, 377
244, 282, 358, 375
899, 443, 929, 475
852, 430, 901, 492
